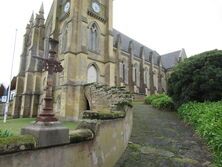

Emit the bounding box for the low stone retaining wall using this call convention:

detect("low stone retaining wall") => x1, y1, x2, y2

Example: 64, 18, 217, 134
84, 84, 132, 113
0, 107, 133, 167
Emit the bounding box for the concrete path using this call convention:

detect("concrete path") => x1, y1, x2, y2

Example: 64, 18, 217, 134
115, 104, 213, 167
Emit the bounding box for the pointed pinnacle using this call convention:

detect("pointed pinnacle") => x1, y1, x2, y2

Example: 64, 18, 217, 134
39, 2, 44, 14
29, 12, 34, 23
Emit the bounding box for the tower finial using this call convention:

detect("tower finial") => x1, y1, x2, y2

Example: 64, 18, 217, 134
29, 12, 34, 23
39, 2, 44, 14
38, 2, 45, 26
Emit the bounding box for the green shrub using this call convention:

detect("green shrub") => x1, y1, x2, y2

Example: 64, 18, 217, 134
145, 94, 166, 104
168, 50, 222, 107
0, 129, 13, 138
145, 94, 174, 111
178, 101, 222, 166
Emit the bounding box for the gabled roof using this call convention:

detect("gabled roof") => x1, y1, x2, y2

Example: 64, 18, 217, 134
113, 29, 187, 69
113, 29, 161, 65
161, 50, 182, 69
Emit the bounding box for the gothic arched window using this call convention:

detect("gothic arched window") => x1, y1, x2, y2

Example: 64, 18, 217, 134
87, 65, 98, 83
124, 63, 129, 84
133, 63, 140, 86
119, 61, 123, 79
144, 67, 148, 85
123, 62, 126, 82
62, 27, 68, 52
89, 23, 99, 53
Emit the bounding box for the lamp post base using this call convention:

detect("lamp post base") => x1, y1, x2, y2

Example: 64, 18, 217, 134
21, 121, 69, 148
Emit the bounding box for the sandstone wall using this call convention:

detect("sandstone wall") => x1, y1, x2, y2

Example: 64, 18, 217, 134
0, 108, 133, 167
84, 84, 132, 113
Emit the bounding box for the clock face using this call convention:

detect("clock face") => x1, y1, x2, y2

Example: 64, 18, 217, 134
92, 2, 100, 13
64, 2, 70, 13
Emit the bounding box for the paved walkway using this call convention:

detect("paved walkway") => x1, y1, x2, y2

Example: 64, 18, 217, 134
115, 104, 213, 167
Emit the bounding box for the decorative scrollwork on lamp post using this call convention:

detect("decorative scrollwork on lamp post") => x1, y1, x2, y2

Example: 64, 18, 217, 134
34, 38, 63, 122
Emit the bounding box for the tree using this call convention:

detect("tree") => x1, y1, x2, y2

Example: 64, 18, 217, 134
167, 50, 222, 107
0, 84, 5, 97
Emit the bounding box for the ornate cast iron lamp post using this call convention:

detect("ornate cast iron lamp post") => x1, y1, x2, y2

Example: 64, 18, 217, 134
34, 38, 63, 122
22, 38, 69, 148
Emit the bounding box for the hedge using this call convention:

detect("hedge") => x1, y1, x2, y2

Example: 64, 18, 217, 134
145, 94, 174, 111
178, 101, 222, 166
168, 50, 222, 107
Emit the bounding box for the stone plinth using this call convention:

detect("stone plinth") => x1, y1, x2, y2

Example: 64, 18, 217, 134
21, 122, 69, 148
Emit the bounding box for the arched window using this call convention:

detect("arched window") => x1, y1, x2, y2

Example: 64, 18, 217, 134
119, 61, 123, 79
61, 27, 68, 53
119, 60, 126, 80
58, 23, 68, 54
123, 62, 126, 82
144, 67, 148, 85
153, 70, 158, 91
133, 64, 136, 83
44, 20, 53, 58
133, 63, 140, 86
87, 65, 98, 83
56, 96, 61, 113
89, 23, 99, 52
123, 60, 128, 84
135, 66, 137, 84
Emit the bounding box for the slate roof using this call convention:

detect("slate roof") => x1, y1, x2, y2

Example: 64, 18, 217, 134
161, 50, 181, 69
113, 29, 182, 69
113, 29, 160, 65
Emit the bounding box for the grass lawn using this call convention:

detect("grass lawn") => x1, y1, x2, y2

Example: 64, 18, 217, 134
0, 117, 79, 135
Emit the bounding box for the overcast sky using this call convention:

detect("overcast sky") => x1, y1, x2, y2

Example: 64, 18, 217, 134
0, 0, 222, 85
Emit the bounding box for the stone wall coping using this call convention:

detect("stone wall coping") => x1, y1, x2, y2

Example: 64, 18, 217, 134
0, 135, 36, 155
83, 111, 126, 120
0, 108, 129, 155
69, 129, 94, 143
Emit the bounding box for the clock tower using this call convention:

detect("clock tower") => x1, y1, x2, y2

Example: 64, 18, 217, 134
12, 0, 180, 120
42, 0, 115, 119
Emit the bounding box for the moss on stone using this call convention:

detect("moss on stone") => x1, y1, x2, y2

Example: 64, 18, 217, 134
140, 146, 175, 158
128, 143, 141, 152
172, 157, 199, 164
69, 129, 94, 143
0, 135, 37, 154
76, 120, 98, 135
116, 101, 133, 110
83, 111, 126, 120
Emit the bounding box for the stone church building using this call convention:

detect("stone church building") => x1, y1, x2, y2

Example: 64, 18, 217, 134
12, 0, 187, 120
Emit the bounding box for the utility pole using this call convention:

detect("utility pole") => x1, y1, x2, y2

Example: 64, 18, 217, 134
3, 29, 17, 123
